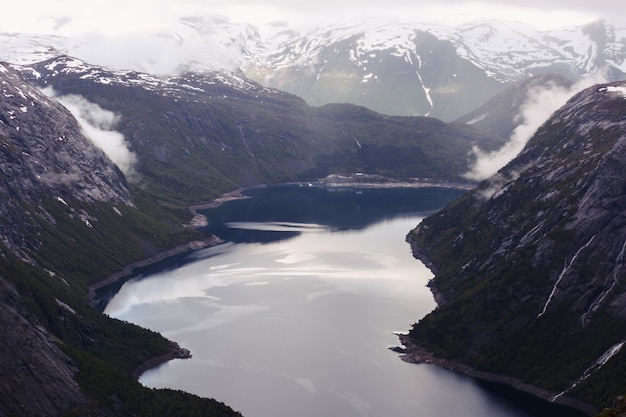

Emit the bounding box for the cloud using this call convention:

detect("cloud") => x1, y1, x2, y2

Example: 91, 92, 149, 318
464, 72, 608, 182
1, 0, 612, 77
0, 0, 610, 36
66, 26, 245, 75
43, 88, 138, 180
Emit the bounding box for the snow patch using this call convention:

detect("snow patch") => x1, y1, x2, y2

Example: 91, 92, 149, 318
56, 299, 76, 315
600, 85, 626, 97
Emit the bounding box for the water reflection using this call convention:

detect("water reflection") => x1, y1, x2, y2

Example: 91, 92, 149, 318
105, 186, 586, 417
200, 186, 464, 243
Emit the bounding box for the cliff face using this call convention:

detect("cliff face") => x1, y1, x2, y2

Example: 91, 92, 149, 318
0, 63, 132, 262
0, 275, 86, 416
407, 81, 626, 411
0, 63, 134, 415
0, 62, 243, 416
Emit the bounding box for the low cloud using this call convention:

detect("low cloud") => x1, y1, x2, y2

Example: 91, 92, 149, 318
464, 72, 608, 182
66, 30, 245, 75
44, 88, 138, 180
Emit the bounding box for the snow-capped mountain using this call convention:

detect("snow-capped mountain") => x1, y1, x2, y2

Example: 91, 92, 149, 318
2, 16, 626, 121
244, 18, 626, 120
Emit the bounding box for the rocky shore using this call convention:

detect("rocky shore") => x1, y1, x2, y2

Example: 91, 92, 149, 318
87, 236, 222, 307
399, 232, 600, 417
393, 334, 598, 416
131, 341, 192, 379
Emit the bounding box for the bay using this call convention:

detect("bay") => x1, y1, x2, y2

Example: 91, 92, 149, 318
104, 186, 586, 417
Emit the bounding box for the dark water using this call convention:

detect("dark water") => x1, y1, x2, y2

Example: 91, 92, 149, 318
201, 185, 464, 243
105, 186, 587, 417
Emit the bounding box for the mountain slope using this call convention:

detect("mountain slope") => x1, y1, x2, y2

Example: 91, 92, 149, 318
0, 62, 132, 261
405, 81, 626, 412
20, 56, 500, 205
0, 63, 242, 416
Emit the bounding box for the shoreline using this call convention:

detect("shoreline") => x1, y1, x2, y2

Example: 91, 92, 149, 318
394, 335, 598, 416
92, 177, 474, 382
87, 236, 222, 308
131, 342, 192, 380
402, 233, 599, 416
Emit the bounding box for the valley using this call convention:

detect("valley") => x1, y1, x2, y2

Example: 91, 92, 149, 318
0, 11, 625, 417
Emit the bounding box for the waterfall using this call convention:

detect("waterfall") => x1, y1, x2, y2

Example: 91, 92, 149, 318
580, 237, 626, 326
537, 234, 596, 318
552, 341, 624, 402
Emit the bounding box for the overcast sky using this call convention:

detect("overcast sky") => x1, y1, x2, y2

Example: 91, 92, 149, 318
1, 0, 623, 35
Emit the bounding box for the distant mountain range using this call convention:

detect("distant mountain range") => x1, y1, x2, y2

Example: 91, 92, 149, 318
3, 16, 625, 120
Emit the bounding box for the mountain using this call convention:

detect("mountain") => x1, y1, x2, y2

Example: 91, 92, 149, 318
405, 81, 626, 413
3, 17, 626, 122
19, 55, 500, 205
0, 54, 502, 415
0, 63, 242, 416
0, 62, 132, 261
243, 18, 626, 121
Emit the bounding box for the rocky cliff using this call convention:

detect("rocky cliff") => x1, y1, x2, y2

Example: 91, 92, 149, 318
0, 63, 132, 262
0, 63, 242, 416
0, 274, 86, 416
406, 81, 626, 412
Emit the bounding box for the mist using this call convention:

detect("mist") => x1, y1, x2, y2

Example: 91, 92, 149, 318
67, 29, 245, 75
464, 73, 608, 182
44, 88, 138, 180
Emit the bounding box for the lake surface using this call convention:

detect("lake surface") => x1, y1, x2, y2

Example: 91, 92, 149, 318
104, 186, 586, 417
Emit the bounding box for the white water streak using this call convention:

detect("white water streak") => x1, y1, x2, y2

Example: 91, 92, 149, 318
239, 125, 256, 159
412, 52, 433, 116
537, 234, 596, 318
552, 341, 624, 402
580, 238, 626, 326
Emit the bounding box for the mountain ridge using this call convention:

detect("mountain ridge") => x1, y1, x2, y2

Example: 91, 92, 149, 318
18, 55, 500, 205
3, 17, 626, 120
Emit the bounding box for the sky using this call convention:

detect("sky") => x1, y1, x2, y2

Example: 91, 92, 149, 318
0, 0, 622, 36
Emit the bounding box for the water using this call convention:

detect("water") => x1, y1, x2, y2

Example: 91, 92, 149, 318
104, 186, 586, 417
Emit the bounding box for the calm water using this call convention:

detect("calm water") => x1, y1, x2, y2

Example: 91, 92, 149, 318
104, 186, 586, 417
